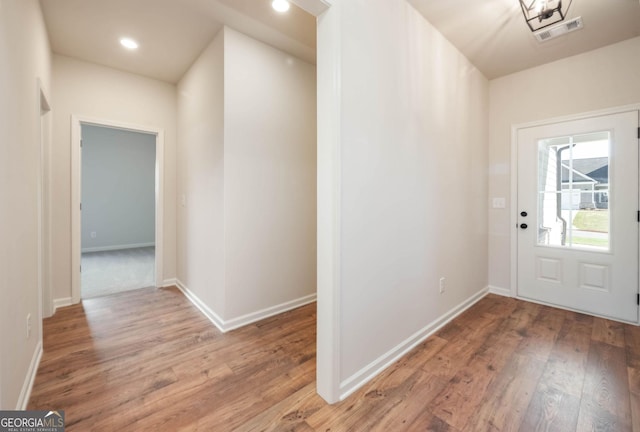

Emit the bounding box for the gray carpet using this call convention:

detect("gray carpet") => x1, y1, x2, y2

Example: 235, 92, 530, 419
81, 247, 155, 299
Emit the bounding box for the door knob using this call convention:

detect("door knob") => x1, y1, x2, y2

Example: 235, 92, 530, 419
520, 223, 528, 229
520, 211, 528, 217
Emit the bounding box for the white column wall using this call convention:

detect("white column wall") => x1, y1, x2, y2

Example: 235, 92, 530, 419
223, 27, 317, 320
316, 0, 489, 401
176, 27, 317, 325
177, 29, 227, 318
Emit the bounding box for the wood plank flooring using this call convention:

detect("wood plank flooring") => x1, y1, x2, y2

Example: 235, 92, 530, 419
29, 287, 639, 431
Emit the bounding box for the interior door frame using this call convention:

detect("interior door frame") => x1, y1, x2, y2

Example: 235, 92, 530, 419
37, 79, 52, 321
510, 103, 640, 325
71, 115, 165, 304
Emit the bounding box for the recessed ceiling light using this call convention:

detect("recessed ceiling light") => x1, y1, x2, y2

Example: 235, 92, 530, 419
120, 38, 139, 50
271, 0, 290, 13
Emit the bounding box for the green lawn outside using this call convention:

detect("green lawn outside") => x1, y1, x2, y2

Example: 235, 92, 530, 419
571, 236, 609, 248
572, 210, 609, 233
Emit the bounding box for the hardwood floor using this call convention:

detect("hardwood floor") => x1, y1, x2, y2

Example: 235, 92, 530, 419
29, 288, 639, 431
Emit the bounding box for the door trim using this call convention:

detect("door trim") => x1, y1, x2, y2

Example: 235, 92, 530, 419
510, 103, 640, 325
71, 115, 165, 304
37, 79, 52, 322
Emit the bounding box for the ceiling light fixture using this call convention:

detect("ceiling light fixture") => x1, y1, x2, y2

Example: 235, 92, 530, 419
271, 0, 290, 13
119, 37, 139, 50
519, 0, 573, 32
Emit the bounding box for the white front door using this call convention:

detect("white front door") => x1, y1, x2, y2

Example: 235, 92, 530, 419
517, 110, 639, 323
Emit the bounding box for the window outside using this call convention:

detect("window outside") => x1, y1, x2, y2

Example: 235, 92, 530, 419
537, 131, 610, 251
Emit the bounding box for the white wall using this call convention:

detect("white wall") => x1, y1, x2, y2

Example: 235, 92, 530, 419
177, 26, 317, 324
488, 36, 640, 292
0, 0, 51, 409
81, 125, 156, 251
51, 54, 177, 301
177, 29, 226, 318
316, 0, 489, 402
223, 28, 317, 319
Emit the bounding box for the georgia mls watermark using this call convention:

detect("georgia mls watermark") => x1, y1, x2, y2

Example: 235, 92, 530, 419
0, 411, 64, 432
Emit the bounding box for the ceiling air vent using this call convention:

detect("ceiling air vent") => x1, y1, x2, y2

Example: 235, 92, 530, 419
534, 16, 583, 42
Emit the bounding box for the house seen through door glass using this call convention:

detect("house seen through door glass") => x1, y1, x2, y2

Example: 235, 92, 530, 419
537, 131, 610, 251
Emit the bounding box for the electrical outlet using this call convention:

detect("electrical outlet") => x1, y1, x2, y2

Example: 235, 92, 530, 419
91, 231, 97, 238
26, 313, 32, 339
439, 277, 446, 294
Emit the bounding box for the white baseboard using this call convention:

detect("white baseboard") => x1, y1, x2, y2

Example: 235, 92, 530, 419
224, 293, 317, 332
338, 286, 490, 401
175, 279, 317, 333
53, 297, 73, 314
162, 278, 177, 287
81, 242, 155, 253
175, 280, 226, 333
488, 285, 512, 297
16, 340, 42, 410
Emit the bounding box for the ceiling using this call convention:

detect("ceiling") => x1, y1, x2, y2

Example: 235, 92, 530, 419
40, 0, 317, 84
40, 0, 640, 83
410, 0, 640, 79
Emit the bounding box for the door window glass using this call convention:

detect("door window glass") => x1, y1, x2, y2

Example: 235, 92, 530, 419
537, 131, 610, 250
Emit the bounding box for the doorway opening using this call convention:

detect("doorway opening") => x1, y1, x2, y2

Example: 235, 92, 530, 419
71, 117, 165, 303
80, 124, 157, 298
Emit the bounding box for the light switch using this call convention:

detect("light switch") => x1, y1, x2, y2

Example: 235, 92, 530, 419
492, 197, 506, 209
